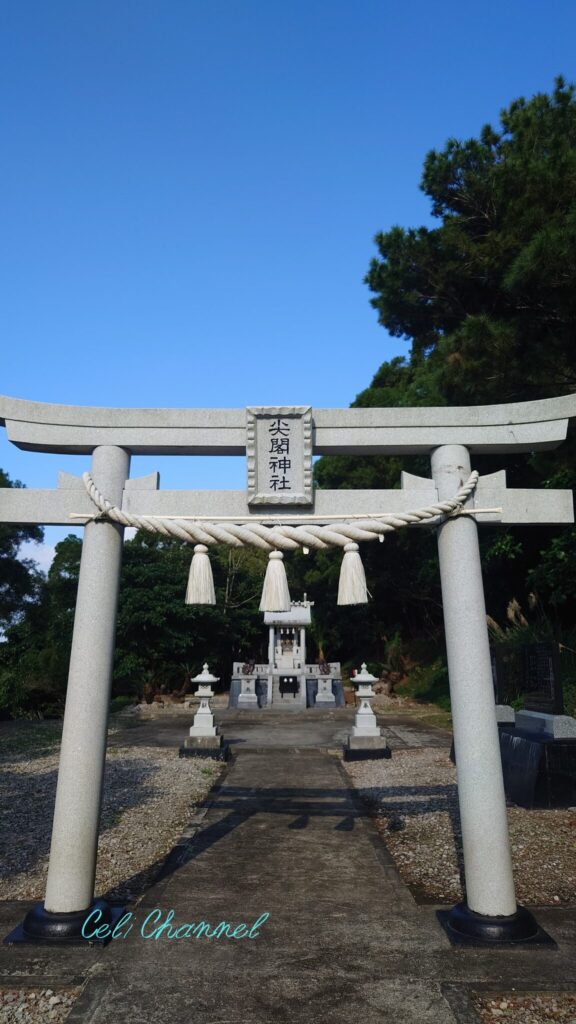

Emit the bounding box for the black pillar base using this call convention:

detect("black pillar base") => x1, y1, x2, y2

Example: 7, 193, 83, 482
343, 746, 392, 761
4, 898, 125, 946
179, 741, 230, 761
437, 901, 556, 947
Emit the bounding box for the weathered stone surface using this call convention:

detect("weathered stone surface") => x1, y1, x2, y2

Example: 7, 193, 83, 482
515, 710, 576, 739
246, 406, 313, 506
433, 444, 517, 918
496, 704, 516, 724
182, 735, 223, 749
43, 445, 130, 915
1, 392, 575, 453
347, 735, 390, 751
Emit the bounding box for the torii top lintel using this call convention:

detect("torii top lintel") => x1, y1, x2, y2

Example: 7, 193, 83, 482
1, 393, 575, 455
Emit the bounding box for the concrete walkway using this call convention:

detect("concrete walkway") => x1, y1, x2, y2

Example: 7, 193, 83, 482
109, 706, 453, 752
1, 710, 575, 1023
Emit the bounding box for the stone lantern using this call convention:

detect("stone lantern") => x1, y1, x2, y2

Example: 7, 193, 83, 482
353, 662, 378, 699
179, 662, 227, 759
345, 661, 390, 761
192, 663, 219, 698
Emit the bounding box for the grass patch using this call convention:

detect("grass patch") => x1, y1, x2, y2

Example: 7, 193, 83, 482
396, 658, 452, 720
110, 695, 137, 714
0, 720, 62, 762
414, 708, 452, 730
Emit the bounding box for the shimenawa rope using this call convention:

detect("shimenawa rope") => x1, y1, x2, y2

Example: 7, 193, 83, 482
79, 470, 479, 609
80, 470, 479, 553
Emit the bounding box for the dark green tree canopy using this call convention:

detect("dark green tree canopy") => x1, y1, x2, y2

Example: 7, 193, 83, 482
0, 469, 44, 628
318, 77, 576, 639
366, 77, 576, 404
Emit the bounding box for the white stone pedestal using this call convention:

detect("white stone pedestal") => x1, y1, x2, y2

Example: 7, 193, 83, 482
181, 696, 225, 756
238, 678, 259, 707
189, 698, 218, 738
352, 699, 381, 737
315, 677, 335, 704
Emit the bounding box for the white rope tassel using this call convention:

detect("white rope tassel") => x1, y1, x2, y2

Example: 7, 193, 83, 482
185, 544, 216, 605
338, 542, 368, 606
259, 551, 291, 612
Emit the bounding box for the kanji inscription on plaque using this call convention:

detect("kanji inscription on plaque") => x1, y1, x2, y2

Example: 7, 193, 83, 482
246, 406, 313, 506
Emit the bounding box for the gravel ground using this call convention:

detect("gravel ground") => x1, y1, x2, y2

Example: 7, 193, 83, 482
0, 988, 81, 1024
0, 726, 222, 1021
344, 747, 576, 906
346, 750, 576, 1020
472, 993, 576, 1023
0, 736, 222, 901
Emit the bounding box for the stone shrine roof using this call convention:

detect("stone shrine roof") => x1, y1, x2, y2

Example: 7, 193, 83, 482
264, 603, 312, 627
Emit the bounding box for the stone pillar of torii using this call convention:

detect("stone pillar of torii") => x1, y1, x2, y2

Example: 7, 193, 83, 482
1, 394, 574, 946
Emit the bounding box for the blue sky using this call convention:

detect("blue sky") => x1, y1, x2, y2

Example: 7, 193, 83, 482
2, 1, 575, 565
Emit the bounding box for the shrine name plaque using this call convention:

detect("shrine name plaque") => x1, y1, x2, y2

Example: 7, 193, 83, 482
246, 406, 313, 506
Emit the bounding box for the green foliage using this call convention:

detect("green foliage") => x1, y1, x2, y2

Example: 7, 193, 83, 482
366, 77, 576, 402
488, 600, 576, 717
0, 534, 81, 717
0, 469, 44, 630
114, 535, 268, 693
0, 531, 271, 715
109, 695, 135, 713
528, 532, 576, 607
0, 669, 27, 718
398, 659, 451, 712
510, 695, 525, 712
382, 631, 405, 673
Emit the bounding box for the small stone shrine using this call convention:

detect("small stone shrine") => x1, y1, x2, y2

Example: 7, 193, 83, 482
229, 597, 344, 708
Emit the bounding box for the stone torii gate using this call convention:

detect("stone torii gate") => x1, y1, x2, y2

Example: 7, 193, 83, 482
1, 393, 575, 946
